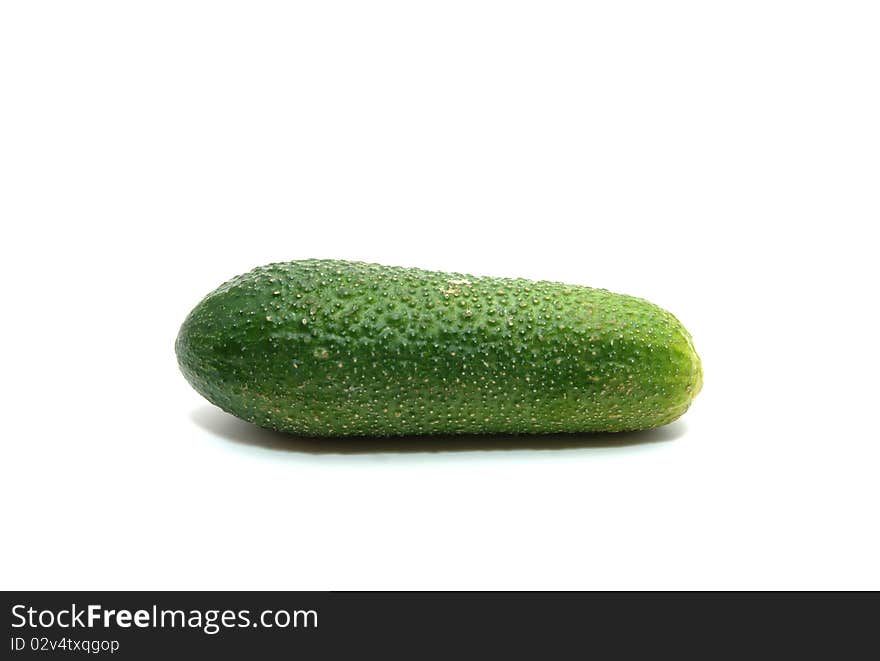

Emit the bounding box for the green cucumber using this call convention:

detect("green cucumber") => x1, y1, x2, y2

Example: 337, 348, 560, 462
176, 260, 702, 436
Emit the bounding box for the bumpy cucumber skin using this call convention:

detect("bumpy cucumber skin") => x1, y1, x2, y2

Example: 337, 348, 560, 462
176, 260, 702, 436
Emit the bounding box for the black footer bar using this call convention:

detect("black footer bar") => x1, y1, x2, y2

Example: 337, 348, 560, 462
4, 591, 878, 658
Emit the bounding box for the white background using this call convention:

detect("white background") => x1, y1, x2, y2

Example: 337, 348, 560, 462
2, 2, 878, 590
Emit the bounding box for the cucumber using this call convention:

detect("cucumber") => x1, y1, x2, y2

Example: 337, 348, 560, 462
176, 260, 702, 436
